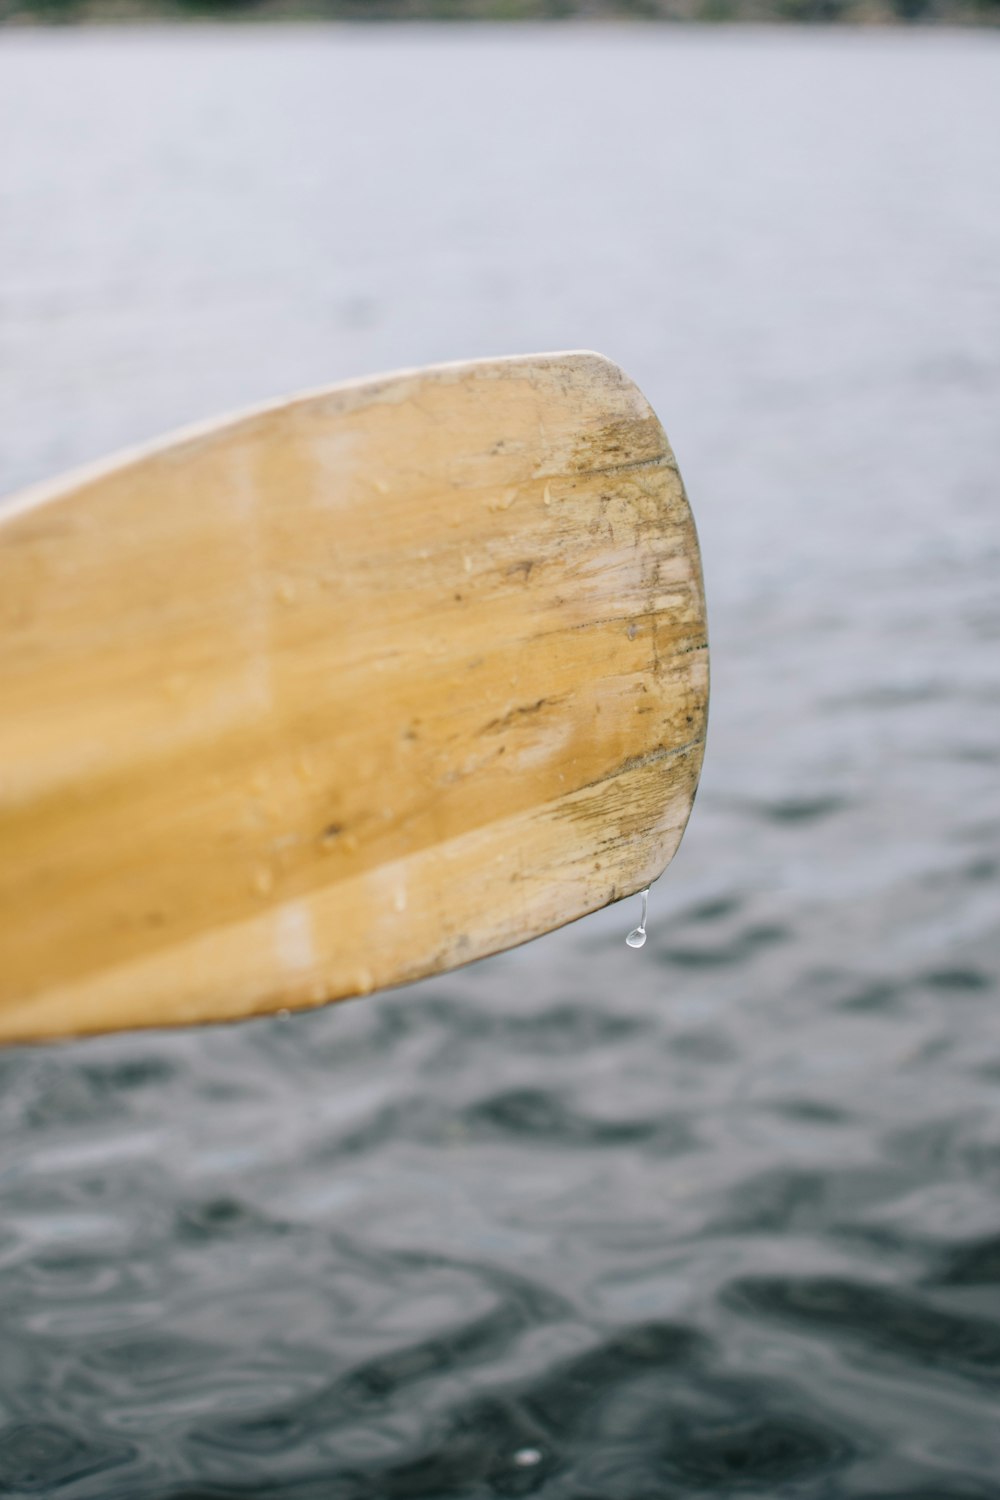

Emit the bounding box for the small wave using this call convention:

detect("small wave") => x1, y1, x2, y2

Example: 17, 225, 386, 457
725, 1275, 1000, 1385
461, 1089, 695, 1154
0, 1422, 134, 1494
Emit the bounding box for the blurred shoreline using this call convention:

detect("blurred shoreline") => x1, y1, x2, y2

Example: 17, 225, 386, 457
2, 0, 997, 26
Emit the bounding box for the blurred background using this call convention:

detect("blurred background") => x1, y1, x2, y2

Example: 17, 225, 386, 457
2, 18, 1000, 1500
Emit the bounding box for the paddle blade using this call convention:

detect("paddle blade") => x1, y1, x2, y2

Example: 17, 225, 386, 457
0, 352, 708, 1042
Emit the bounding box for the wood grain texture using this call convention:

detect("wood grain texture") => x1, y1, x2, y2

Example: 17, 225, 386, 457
0, 352, 708, 1042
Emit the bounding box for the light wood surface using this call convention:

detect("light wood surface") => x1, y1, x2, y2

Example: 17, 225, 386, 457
0, 352, 708, 1043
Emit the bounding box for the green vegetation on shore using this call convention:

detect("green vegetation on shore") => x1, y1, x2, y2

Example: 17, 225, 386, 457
2, 0, 996, 28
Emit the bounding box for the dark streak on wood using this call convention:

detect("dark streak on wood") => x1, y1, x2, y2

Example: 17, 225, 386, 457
568, 735, 705, 799
480, 697, 557, 735
583, 452, 669, 478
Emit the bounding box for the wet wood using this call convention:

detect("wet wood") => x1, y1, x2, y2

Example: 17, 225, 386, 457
0, 352, 708, 1043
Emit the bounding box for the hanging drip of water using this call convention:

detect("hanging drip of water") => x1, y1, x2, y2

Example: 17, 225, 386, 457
625, 886, 650, 948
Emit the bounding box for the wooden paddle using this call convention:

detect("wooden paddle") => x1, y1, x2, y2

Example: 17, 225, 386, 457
0, 352, 708, 1044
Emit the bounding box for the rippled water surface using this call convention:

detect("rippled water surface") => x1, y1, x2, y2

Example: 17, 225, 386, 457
2, 24, 1000, 1497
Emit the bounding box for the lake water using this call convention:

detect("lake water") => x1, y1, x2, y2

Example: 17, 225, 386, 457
2, 23, 1000, 1497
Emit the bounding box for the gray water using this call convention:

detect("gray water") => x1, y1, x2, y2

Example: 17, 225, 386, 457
2, 24, 1000, 1497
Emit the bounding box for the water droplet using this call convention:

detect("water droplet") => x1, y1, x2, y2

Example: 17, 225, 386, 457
513, 1448, 542, 1468
626, 886, 650, 949
276, 1008, 291, 1020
